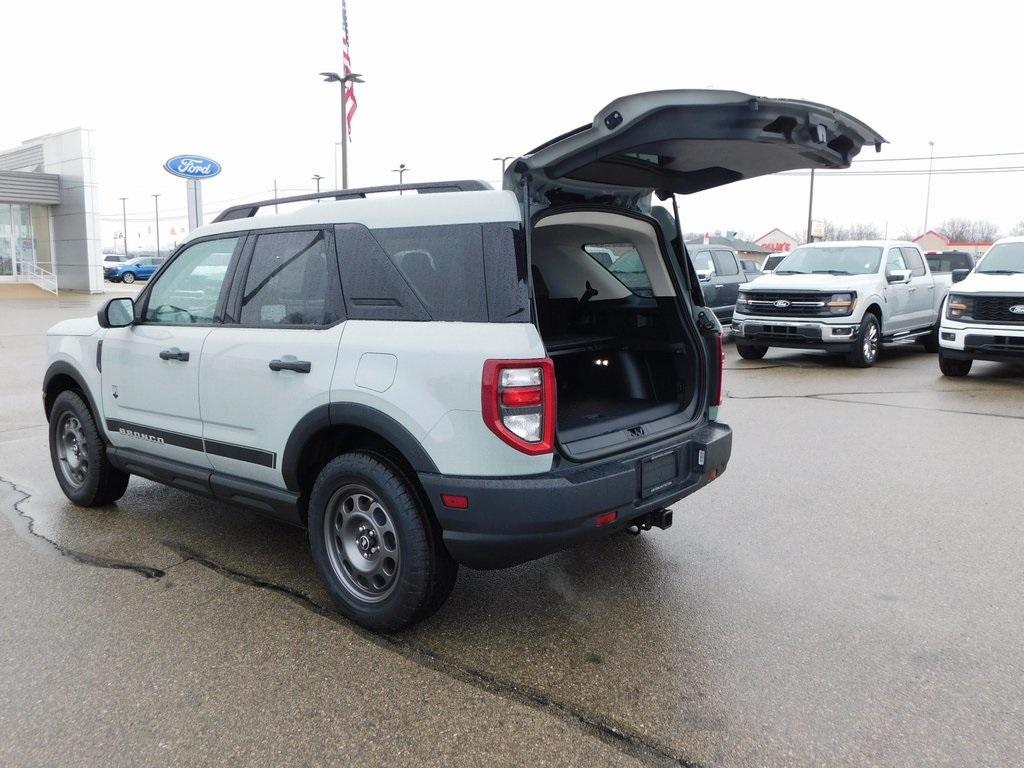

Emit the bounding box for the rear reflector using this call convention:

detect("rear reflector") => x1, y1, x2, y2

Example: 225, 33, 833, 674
440, 494, 469, 510
500, 386, 543, 407
595, 510, 618, 527
714, 334, 724, 407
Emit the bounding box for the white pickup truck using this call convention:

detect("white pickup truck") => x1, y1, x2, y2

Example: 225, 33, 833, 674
731, 240, 947, 367
938, 237, 1024, 376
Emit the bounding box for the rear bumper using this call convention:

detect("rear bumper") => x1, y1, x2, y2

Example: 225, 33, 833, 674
732, 315, 858, 351
418, 421, 732, 569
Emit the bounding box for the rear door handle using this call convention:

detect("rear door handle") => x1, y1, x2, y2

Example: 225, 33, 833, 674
159, 347, 189, 361
269, 358, 312, 373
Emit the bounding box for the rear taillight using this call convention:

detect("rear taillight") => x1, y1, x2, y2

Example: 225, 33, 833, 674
482, 358, 556, 455
714, 334, 724, 407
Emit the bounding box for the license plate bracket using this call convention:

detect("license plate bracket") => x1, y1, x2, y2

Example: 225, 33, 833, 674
640, 451, 679, 498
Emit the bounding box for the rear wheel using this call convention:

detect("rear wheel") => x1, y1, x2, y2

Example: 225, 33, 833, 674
846, 314, 881, 367
308, 452, 458, 631
121, 272, 136, 284
48, 390, 130, 506
735, 343, 768, 360
939, 352, 973, 377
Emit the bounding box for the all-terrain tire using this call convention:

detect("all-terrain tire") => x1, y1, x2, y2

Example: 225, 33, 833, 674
48, 390, 130, 506
308, 452, 458, 631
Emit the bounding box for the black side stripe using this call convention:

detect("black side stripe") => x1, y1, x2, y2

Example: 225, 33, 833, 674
106, 420, 277, 469
203, 439, 276, 469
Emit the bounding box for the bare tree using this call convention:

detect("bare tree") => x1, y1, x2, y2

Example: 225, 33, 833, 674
895, 229, 917, 241
1009, 220, 1024, 237
937, 218, 1000, 242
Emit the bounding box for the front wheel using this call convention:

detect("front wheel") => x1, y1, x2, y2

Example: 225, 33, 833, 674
939, 352, 973, 377
735, 343, 768, 360
921, 320, 940, 353
846, 314, 881, 368
48, 390, 130, 506
308, 452, 458, 631
120, 272, 136, 284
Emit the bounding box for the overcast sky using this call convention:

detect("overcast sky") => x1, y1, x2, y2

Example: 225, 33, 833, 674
3, 1, 1020, 249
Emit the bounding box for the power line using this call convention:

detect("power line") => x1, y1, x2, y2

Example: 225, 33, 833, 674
854, 150, 1024, 164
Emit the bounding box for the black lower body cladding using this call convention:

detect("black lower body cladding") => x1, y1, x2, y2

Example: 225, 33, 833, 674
418, 421, 731, 569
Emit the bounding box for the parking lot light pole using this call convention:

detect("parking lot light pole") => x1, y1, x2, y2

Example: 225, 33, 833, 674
152, 194, 161, 258
805, 168, 816, 243
312, 174, 324, 194
320, 71, 365, 190
493, 156, 514, 176
923, 140, 935, 234
120, 197, 129, 258
392, 163, 409, 193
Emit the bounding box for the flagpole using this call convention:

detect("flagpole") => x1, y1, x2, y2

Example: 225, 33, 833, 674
339, 81, 349, 189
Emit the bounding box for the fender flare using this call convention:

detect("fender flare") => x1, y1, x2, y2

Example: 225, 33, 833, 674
281, 402, 440, 491
42, 360, 106, 439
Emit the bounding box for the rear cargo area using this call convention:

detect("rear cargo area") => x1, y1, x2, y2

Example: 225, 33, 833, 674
531, 210, 701, 457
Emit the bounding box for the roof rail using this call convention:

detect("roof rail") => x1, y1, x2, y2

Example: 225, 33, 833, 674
212, 180, 494, 223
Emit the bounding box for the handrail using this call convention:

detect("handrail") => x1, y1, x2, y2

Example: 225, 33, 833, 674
212, 180, 493, 223
17, 263, 59, 296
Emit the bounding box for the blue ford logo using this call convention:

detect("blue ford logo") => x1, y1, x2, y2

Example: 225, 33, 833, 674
1010, 305, 1024, 315
163, 155, 222, 180
774, 299, 791, 308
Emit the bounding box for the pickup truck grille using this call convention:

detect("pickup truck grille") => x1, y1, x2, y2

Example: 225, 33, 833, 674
739, 291, 830, 317
968, 295, 1024, 325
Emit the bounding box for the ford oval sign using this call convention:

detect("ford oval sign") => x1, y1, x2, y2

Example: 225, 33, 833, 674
1010, 305, 1024, 315
163, 155, 221, 180
774, 299, 791, 309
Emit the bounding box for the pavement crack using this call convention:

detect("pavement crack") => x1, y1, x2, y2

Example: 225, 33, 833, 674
726, 389, 1024, 421
163, 540, 703, 768
0, 475, 165, 579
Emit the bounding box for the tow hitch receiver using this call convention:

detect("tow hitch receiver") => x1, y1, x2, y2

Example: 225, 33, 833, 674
626, 508, 673, 536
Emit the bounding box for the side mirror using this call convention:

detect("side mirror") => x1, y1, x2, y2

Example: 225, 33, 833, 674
951, 268, 971, 284
696, 269, 713, 282
886, 269, 912, 284
97, 297, 135, 328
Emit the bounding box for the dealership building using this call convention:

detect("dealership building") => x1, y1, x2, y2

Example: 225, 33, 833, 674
0, 128, 102, 293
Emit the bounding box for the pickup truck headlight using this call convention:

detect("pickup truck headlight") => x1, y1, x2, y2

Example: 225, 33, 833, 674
736, 292, 753, 312
826, 293, 856, 316
946, 294, 973, 320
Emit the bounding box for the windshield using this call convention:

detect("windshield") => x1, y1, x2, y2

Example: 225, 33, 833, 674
774, 246, 882, 275
977, 242, 1024, 274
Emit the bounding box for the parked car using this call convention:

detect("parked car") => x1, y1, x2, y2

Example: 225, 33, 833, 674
739, 258, 762, 276
938, 237, 1024, 376
102, 253, 129, 270
687, 245, 749, 329
761, 253, 789, 273
732, 240, 947, 367
104, 256, 165, 284
42, 89, 883, 629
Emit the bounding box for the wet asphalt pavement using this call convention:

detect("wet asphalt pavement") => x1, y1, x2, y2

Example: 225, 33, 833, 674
2, 290, 1023, 767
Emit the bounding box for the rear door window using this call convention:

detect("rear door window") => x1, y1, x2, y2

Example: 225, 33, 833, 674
712, 250, 739, 276
238, 230, 342, 326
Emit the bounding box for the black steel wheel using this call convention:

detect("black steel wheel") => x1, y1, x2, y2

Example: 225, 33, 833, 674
308, 452, 457, 631
48, 390, 130, 506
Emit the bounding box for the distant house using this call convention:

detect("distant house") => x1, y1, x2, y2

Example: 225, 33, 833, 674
754, 228, 800, 257
913, 230, 992, 258
685, 234, 773, 265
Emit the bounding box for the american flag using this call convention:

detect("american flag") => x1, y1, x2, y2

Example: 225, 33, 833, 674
342, 0, 358, 138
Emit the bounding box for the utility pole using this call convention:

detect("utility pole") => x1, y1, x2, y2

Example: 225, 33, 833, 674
120, 197, 129, 258
923, 140, 935, 234
152, 194, 161, 258
805, 168, 816, 243
392, 163, 409, 193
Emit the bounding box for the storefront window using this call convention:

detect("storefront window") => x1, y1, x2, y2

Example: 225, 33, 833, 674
0, 203, 49, 278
